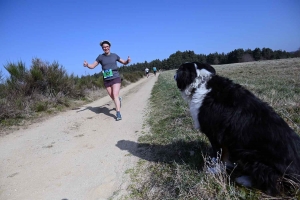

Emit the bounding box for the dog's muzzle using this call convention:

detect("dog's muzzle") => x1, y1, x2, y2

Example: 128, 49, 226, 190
174, 74, 177, 80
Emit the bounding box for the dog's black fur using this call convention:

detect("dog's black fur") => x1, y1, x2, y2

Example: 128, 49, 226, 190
174, 62, 300, 195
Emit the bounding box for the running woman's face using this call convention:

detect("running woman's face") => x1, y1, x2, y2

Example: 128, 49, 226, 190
102, 44, 110, 54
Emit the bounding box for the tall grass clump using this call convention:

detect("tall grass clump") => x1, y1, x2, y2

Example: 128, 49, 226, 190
0, 59, 84, 127
0, 58, 146, 132
124, 58, 300, 199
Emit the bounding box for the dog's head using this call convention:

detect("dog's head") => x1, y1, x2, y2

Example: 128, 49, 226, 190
174, 62, 216, 94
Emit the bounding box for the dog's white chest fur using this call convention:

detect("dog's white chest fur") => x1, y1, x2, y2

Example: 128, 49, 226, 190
181, 70, 211, 130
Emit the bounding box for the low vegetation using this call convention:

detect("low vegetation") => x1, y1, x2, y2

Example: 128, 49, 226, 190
1, 54, 299, 198
123, 58, 300, 200
1, 47, 298, 132
0, 58, 144, 133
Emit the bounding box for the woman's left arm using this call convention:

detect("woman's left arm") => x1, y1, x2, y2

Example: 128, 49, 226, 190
118, 56, 131, 65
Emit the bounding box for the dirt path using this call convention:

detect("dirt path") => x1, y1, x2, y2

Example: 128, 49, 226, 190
0, 74, 158, 200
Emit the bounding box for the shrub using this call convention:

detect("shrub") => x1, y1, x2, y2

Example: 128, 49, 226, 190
122, 71, 144, 83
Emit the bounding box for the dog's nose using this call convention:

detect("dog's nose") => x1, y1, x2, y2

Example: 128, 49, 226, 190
174, 74, 177, 80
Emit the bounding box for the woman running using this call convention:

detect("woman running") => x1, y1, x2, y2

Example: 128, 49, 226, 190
83, 40, 131, 121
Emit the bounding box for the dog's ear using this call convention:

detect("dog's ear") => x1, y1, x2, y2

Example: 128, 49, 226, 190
175, 62, 199, 91
176, 70, 192, 90
193, 62, 216, 75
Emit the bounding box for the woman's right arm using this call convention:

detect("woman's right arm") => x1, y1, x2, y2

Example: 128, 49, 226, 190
83, 60, 98, 69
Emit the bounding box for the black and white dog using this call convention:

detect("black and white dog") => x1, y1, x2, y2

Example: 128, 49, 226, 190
174, 62, 300, 195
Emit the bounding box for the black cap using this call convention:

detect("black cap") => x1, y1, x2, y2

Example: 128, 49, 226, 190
100, 40, 111, 46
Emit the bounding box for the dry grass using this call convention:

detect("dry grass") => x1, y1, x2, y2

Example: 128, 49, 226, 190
214, 58, 300, 133
0, 58, 145, 135
122, 58, 300, 200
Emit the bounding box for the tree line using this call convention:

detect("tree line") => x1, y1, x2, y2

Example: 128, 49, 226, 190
118, 47, 300, 73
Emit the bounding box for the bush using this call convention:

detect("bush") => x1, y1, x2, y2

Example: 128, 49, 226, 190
0, 58, 145, 127
0, 58, 85, 123
122, 71, 144, 83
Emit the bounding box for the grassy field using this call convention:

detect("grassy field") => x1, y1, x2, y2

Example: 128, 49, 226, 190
122, 58, 300, 200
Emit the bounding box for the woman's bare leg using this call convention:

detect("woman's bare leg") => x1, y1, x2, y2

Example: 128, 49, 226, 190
106, 86, 114, 100
111, 83, 121, 112
106, 84, 121, 111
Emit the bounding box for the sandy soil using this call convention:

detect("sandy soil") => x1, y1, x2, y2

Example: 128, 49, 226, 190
0, 74, 158, 200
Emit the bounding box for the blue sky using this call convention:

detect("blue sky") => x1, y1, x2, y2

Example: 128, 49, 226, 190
1, 0, 299, 78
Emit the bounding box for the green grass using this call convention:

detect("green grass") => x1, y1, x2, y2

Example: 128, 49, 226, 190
123, 58, 300, 200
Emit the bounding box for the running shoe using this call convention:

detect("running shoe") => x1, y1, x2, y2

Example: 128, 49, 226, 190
116, 111, 122, 121
119, 97, 122, 108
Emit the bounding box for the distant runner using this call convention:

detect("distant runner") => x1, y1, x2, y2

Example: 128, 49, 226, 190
152, 67, 157, 76
145, 67, 149, 78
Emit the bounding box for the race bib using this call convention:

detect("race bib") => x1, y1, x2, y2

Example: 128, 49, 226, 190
103, 69, 113, 79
